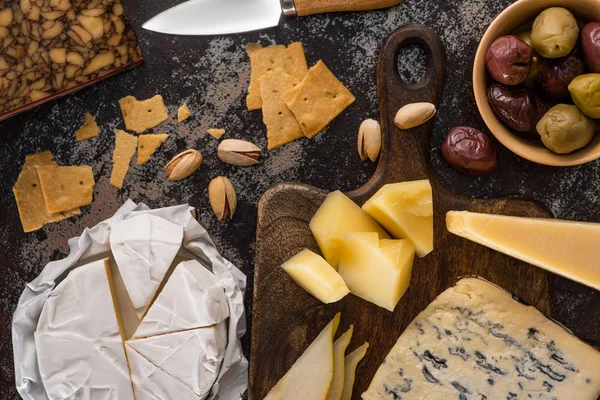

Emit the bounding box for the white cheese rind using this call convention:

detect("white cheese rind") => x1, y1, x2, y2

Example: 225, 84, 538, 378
128, 322, 227, 399
35, 259, 134, 400
132, 259, 230, 339
363, 278, 600, 400
110, 214, 184, 317
126, 345, 201, 400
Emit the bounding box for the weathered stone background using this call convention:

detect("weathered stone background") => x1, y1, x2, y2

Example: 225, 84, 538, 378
0, 0, 599, 398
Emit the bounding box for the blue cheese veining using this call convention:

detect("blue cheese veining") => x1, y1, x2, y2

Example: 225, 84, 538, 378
362, 278, 600, 400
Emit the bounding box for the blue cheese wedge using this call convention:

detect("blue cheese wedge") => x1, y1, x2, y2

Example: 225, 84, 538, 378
363, 278, 600, 400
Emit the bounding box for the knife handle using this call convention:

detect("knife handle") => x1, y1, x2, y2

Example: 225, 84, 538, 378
292, 0, 402, 16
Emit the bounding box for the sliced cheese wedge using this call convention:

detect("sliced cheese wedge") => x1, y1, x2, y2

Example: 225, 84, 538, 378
128, 322, 227, 399
110, 214, 184, 318
327, 326, 354, 400
341, 342, 369, 400
126, 345, 201, 400
132, 259, 230, 339
446, 211, 600, 290
265, 313, 340, 400
35, 259, 134, 400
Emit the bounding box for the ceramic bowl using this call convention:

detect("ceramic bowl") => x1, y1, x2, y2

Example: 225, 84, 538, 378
473, 0, 600, 166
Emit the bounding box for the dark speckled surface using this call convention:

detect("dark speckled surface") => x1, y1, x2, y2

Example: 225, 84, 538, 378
0, 0, 599, 398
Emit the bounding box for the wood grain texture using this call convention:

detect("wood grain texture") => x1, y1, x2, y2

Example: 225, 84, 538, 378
295, 0, 403, 16
250, 25, 552, 400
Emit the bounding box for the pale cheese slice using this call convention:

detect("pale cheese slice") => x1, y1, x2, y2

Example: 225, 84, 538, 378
446, 211, 600, 290
126, 345, 201, 400
110, 214, 184, 318
35, 259, 134, 400
128, 322, 228, 399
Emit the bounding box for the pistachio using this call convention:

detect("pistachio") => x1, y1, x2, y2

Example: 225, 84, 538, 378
394, 102, 437, 130
358, 119, 382, 162
209, 176, 237, 221
218, 139, 261, 167
164, 149, 202, 181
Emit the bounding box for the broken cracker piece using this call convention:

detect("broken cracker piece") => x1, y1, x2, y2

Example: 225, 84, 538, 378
36, 164, 95, 214
246, 42, 308, 111
207, 128, 226, 139
75, 112, 100, 141
260, 69, 304, 150
178, 104, 191, 122
118, 95, 168, 133
281, 60, 355, 139
110, 129, 138, 189
12, 151, 80, 232
137, 134, 169, 165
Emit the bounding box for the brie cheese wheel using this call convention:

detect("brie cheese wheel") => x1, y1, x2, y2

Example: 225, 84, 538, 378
132, 260, 230, 339
128, 322, 227, 399
126, 345, 201, 400
110, 214, 184, 317
35, 259, 134, 400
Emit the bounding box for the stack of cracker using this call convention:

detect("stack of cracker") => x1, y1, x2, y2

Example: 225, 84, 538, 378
246, 43, 356, 150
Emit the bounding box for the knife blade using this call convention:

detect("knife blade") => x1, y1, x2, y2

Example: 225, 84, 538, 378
143, 0, 402, 36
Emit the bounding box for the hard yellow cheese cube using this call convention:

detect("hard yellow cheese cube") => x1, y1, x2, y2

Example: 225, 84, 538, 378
338, 232, 415, 311
362, 180, 433, 258
310, 191, 388, 269
282, 249, 350, 304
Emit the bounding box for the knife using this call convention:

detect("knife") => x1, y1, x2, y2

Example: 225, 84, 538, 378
143, 0, 402, 36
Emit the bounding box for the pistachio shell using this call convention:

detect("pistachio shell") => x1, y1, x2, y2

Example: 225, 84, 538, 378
358, 119, 382, 162
164, 149, 202, 181
209, 176, 237, 221
218, 139, 261, 167
394, 102, 437, 130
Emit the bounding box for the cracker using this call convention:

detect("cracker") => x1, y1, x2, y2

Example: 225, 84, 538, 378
260, 69, 304, 150
118, 95, 168, 133
110, 129, 138, 189
281, 60, 356, 139
36, 164, 95, 214
75, 112, 100, 141
207, 128, 226, 139
177, 104, 191, 122
246, 42, 308, 111
12, 151, 80, 232
137, 134, 169, 165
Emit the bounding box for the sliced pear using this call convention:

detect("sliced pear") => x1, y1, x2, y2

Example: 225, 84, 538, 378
282, 249, 349, 304
338, 232, 415, 311
265, 313, 341, 400
362, 180, 433, 257
326, 326, 354, 400
310, 191, 388, 269
341, 342, 369, 400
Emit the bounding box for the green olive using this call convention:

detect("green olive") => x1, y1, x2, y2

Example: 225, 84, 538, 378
517, 31, 542, 87
531, 7, 579, 59
569, 74, 600, 119
536, 104, 596, 154
517, 31, 533, 47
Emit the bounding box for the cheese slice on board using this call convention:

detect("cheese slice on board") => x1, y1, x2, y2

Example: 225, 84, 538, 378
446, 211, 600, 290
126, 345, 201, 400
362, 278, 600, 400
132, 259, 230, 339
35, 259, 134, 400
128, 322, 227, 399
110, 214, 184, 318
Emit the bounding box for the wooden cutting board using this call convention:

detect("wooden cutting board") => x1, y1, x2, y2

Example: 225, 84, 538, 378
250, 25, 552, 400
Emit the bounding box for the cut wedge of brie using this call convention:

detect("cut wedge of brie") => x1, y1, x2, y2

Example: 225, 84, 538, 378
127, 345, 201, 399
110, 214, 184, 318
132, 260, 230, 339
128, 322, 228, 399
35, 259, 134, 400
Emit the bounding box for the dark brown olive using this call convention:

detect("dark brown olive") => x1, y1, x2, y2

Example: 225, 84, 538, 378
537, 49, 585, 99
486, 35, 532, 86
441, 127, 498, 176
582, 22, 600, 73
487, 84, 538, 135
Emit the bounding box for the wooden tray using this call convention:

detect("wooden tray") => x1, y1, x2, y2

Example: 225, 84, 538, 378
250, 24, 552, 400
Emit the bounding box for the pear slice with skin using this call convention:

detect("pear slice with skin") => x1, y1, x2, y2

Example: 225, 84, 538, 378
265, 313, 341, 400
341, 342, 369, 400
326, 326, 354, 400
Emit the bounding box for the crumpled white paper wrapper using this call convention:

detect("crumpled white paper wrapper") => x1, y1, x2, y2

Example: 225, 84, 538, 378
12, 200, 248, 400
